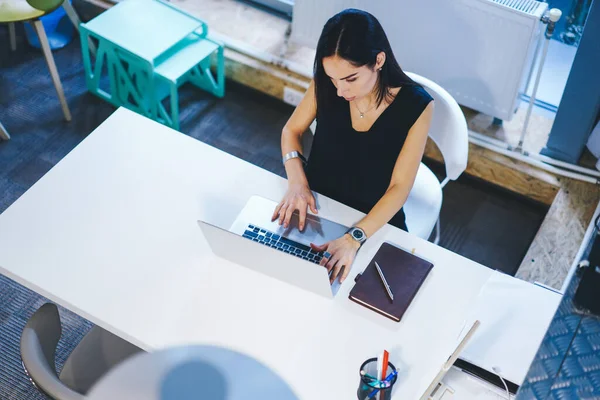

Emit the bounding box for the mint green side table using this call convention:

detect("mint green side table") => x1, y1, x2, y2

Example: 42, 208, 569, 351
80, 0, 225, 130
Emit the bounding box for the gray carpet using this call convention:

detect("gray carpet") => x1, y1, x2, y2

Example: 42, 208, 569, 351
424, 160, 548, 276
0, 21, 547, 399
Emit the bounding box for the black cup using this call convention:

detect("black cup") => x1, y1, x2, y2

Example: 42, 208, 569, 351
356, 357, 398, 400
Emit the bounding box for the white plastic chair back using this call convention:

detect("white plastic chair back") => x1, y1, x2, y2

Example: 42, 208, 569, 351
406, 72, 469, 181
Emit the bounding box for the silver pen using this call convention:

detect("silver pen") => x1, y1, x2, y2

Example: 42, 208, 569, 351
374, 261, 394, 302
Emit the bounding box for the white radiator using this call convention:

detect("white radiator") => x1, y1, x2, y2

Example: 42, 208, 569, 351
291, 0, 548, 121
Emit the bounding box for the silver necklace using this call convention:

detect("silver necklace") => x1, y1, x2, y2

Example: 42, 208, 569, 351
354, 98, 377, 118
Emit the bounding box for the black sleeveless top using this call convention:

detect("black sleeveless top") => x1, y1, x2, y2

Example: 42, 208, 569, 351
305, 85, 433, 232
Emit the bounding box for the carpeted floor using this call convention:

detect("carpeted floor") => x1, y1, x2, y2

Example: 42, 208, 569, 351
0, 23, 547, 399
425, 160, 547, 276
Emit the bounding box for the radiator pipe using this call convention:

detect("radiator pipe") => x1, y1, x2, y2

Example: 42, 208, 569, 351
516, 8, 562, 153
522, 27, 544, 102
468, 130, 600, 178
543, 8, 563, 39
528, 149, 600, 178
469, 134, 599, 184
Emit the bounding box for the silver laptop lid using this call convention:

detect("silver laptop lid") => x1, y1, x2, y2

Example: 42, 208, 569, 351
198, 220, 337, 299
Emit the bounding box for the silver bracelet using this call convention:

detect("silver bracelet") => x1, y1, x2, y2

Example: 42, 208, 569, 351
282, 151, 307, 165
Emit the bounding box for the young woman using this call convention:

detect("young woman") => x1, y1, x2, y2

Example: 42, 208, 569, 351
272, 9, 434, 284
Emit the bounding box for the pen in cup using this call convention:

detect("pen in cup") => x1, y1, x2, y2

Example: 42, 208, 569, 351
367, 370, 399, 399
357, 357, 398, 400
360, 370, 378, 381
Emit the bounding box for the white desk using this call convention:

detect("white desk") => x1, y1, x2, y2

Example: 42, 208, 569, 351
460, 272, 561, 386
0, 108, 558, 399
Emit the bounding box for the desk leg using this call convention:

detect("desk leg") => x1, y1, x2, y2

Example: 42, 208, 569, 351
0, 121, 10, 141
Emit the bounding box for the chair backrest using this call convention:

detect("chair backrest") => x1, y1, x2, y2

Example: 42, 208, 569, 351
26, 0, 64, 12
406, 72, 469, 181
20, 303, 85, 400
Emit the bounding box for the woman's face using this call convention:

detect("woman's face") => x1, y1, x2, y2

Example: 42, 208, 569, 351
322, 53, 384, 102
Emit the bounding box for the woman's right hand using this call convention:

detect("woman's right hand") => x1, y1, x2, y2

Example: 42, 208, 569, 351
271, 183, 318, 231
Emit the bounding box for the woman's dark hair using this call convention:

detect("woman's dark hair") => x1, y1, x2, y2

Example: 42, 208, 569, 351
314, 9, 417, 115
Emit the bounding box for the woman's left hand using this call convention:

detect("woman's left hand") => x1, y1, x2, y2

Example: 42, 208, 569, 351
311, 234, 360, 284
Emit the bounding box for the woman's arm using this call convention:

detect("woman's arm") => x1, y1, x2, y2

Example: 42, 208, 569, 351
355, 101, 435, 237
272, 81, 319, 230
317, 101, 434, 283
281, 81, 317, 185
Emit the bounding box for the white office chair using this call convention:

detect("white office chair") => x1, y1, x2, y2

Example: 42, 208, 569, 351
307, 72, 468, 242
403, 72, 468, 242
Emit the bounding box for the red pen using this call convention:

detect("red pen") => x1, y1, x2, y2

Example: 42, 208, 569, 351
381, 350, 389, 380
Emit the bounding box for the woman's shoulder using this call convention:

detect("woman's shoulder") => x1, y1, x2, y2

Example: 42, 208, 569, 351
401, 84, 434, 104
392, 84, 433, 117
387, 85, 433, 127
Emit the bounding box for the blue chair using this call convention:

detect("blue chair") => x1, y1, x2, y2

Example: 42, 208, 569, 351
79, 0, 225, 130
1, 0, 75, 122
23, 0, 75, 50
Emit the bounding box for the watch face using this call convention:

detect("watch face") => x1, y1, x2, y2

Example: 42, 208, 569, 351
352, 229, 364, 240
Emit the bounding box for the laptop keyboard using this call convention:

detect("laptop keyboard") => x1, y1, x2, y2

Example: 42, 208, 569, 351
242, 224, 325, 265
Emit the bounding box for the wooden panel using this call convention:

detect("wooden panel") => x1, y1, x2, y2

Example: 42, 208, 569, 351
424, 141, 560, 206
516, 179, 600, 289
223, 50, 308, 101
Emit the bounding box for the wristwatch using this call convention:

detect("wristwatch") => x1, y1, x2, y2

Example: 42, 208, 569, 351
346, 226, 367, 246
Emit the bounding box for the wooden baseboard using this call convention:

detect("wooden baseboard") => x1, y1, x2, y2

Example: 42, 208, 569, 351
424, 141, 559, 206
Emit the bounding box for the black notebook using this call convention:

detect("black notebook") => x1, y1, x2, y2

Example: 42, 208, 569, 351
349, 242, 434, 322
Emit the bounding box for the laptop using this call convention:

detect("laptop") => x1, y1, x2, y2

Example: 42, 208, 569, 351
198, 195, 350, 298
